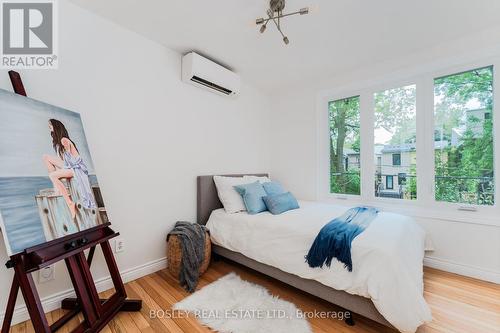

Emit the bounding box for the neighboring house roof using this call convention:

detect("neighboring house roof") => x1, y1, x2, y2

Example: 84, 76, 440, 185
343, 148, 359, 156
381, 143, 415, 153
381, 141, 449, 153
344, 140, 452, 157
374, 145, 384, 155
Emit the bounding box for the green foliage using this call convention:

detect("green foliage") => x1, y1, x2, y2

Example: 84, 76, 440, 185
434, 66, 494, 205
374, 85, 417, 200
329, 96, 360, 194
330, 171, 360, 195
435, 67, 493, 108
407, 165, 417, 200
374, 85, 417, 145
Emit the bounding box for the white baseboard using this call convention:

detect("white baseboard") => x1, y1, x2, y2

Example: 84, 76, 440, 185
424, 256, 500, 284
1, 257, 167, 326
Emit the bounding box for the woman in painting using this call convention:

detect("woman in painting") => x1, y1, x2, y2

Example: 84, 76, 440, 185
42, 119, 96, 219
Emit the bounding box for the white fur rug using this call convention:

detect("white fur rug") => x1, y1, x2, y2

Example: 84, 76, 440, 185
173, 273, 312, 333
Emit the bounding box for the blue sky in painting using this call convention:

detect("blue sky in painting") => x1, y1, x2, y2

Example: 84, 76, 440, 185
0, 89, 95, 177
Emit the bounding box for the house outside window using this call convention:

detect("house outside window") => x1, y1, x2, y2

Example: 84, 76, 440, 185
374, 84, 417, 200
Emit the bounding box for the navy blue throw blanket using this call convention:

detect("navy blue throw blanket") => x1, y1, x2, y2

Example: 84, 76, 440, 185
305, 206, 379, 271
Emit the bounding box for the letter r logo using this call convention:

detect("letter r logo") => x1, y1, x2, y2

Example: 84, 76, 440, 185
2, 2, 53, 54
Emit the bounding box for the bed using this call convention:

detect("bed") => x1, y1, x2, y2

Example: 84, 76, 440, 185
197, 174, 431, 332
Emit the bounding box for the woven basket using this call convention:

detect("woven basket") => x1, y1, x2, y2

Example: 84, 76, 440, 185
167, 231, 211, 279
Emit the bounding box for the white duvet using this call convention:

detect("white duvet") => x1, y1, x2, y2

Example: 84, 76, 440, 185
206, 201, 432, 332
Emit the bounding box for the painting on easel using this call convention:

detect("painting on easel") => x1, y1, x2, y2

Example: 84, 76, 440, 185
0, 88, 108, 255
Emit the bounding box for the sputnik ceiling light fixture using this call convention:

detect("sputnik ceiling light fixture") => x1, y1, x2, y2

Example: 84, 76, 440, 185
256, 0, 309, 45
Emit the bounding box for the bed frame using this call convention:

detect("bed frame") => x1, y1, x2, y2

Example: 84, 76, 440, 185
197, 174, 395, 330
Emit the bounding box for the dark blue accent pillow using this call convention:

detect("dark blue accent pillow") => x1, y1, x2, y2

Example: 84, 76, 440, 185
233, 181, 267, 214
263, 192, 300, 215
263, 181, 286, 196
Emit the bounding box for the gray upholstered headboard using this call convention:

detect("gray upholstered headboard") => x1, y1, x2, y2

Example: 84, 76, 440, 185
197, 174, 268, 225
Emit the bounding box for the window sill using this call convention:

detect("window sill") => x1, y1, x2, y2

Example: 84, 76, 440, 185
321, 195, 500, 227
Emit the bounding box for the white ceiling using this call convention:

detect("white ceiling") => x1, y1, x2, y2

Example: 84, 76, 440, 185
69, 0, 500, 91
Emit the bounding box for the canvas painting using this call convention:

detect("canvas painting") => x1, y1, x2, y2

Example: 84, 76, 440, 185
0, 89, 108, 255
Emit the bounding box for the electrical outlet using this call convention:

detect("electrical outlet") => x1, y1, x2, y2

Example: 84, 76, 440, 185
115, 238, 125, 253
39, 265, 55, 283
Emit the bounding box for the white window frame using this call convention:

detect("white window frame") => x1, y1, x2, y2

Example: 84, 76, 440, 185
316, 57, 500, 226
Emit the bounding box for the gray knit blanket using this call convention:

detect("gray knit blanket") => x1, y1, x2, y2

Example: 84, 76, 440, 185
168, 221, 207, 293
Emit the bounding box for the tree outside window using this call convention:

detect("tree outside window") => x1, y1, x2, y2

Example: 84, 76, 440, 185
329, 96, 361, 195
434, 66, 494, 205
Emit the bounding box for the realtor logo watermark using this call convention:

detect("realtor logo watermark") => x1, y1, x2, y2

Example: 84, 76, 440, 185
1, 0, 58, 69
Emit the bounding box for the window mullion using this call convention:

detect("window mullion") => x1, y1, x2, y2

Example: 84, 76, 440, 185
360, 92, 374, 201
417, 76, 434, 207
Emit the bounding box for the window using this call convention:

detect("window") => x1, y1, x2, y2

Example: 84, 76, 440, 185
374, 85, 417, 200
434, 66, 494, 205
392, 154, 401, 166
329, 96, 361, 195
386, 176, 394, 189
324, 63, 496, 214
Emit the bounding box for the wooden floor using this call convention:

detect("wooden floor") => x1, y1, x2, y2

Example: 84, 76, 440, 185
10, 259, 500, 333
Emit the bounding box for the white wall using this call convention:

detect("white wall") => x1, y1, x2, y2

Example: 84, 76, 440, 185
269, 27, 500, 284
0, 1, 270, 324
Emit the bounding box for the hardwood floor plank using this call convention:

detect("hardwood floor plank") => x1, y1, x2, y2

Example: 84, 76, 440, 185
10, 262, 499, 333
128, 281, 184, 333
147, 274, 213, 333
424, 279, 500, 313
128, 307, 153, 332
115, 312, 142, 333
125, 283, 173, 333
424, 268, 500, 296
100, 325, 114, 333
10, 321, 26, 333
137, 276, 209, 333
24, 318, 34, 333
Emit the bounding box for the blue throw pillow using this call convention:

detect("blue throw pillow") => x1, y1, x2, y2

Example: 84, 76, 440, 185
263, 181, 286, 196
263, 192, 300, 215
233, 181, 267, 214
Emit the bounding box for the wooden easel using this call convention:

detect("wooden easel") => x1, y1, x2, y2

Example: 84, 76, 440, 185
1, 71, 141, 333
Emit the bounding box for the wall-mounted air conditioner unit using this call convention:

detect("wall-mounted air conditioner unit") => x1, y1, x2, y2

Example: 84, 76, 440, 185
182, 52, 241, 97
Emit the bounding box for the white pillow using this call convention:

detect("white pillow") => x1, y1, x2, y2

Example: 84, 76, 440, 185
213, 176, 249, 213
243, 175, 271, 184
